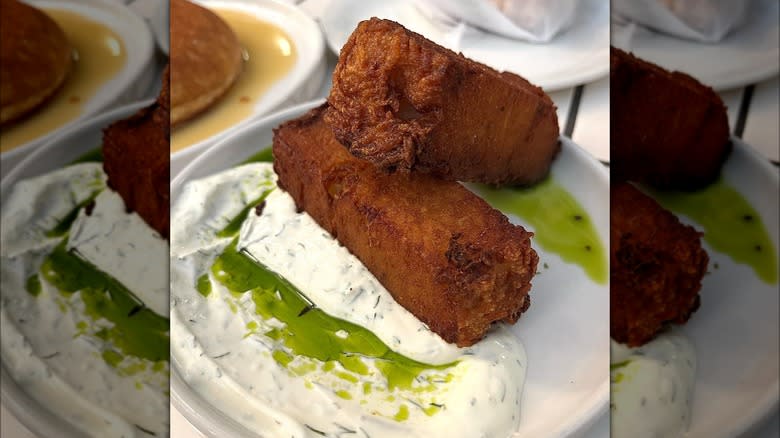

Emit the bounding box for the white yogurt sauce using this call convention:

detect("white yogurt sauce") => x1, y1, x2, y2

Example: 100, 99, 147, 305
69, 190, 169, 316
610, 330, 696, 438
171, 163, 527, 438
0, 162, 169, 437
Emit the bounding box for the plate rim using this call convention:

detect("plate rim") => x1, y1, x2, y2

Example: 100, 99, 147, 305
318, 0, 609, 92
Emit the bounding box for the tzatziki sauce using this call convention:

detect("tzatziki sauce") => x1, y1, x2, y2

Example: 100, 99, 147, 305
171, 162, 527, 438
1, 162, 169, 437
610, 329, 696, 438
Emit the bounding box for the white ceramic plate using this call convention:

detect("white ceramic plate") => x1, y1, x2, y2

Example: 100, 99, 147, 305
611, 0, 779, 91
657, 139, 779, 437
171, 100, 610, 437
169, 0, 326, 178
0, 0, 156, 178
317, 0, 609, 91
0, 100, 154, 438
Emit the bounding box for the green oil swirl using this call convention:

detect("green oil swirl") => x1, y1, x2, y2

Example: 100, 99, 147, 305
241, 146, 274, 164
70, 146, 103, 164
476, 178, 607, 284
211, 239, 454, 392
40, 241, 170, 364
646, 180, 778, 284
45, 190, 102, 238
216, 189, 273, 238
25, 274, 42, 296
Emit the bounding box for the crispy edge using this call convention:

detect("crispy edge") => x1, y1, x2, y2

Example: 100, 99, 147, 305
610, 182, 708, 346
102, 70, 170, 239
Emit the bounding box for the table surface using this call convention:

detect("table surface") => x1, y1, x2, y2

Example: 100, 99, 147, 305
2, 1, 778, 437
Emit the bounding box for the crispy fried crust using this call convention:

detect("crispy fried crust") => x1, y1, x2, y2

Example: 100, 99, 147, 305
0, 0, 71, 125
610, 183, 709, 347
102, 67, 170, 238
325, 18, 560, 186
611, 47, 731, 190
274, 105, 538, 347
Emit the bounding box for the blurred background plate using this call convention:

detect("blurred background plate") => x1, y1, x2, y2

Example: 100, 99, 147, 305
612, 0, 779, 91
314, 0, 609, 91
666, 139, 779, 438
0, 0, 156, 177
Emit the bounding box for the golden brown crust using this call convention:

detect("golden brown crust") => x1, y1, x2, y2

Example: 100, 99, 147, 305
325, 18, 560, 186
0, 0, 72, 125
274, 105, 538, 346
169, 0, 242, 126
102, 69, 170, 238
610, 47, 731, 190
610, 182, 708, 347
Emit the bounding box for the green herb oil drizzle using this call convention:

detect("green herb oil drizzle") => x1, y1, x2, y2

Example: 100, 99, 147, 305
476, 178, 607, 284
211, 239, 455, 393
41, 241, 170, 364
216, 189, 274, 238
646, 179, 778, 284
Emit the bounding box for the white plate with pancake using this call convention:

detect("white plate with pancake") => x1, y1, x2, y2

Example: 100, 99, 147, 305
0, 0, 156, 177
170, 99, 610, 437
314, 0, 609, 92
169, 0, 326, 177
611, 0, 779, 91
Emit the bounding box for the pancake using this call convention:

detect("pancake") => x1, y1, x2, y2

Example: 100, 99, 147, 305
170, 0, 242, 126
0, 0, 72, 126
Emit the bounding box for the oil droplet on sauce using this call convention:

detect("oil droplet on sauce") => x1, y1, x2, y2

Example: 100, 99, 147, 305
170, 9, 297, 152
0, 9, 126, 152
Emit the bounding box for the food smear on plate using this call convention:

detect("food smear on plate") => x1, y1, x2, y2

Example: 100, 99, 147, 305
274, 106, 537, 347
646, 179, 778, 284
1, 163, 169, 437
171, 162, 527, 437
477, 178, 607, 284
610, 330, 696, 438
0, 2, 126, 152
325, 18, 560, 186
170, 0, 297, 152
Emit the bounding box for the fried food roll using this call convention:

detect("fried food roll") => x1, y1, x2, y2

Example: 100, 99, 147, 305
325, 18, 559, 186
102, 67, 170, 238
611, 47, 731, 190
610, 182, 709, 347
274, 105, 538, 347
